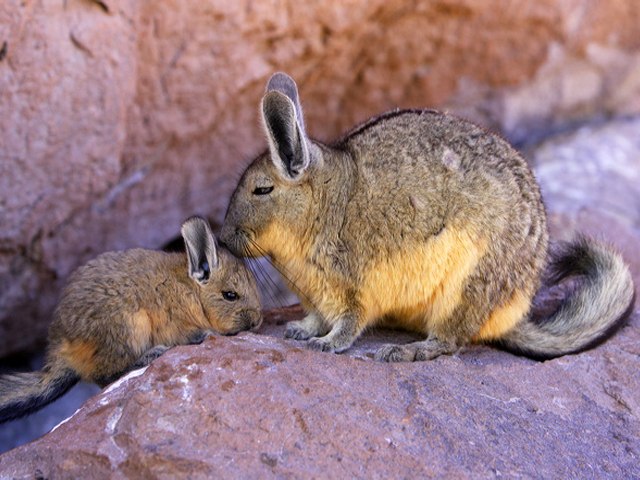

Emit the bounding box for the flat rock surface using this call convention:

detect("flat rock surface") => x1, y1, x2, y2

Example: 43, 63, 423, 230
0, 304, 638, 478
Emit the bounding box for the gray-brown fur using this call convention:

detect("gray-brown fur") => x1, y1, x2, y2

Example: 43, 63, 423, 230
221, 72, 634, 362
0, 217, 261, 423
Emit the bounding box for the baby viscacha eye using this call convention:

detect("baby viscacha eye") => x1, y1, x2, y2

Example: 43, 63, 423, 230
222, 291, 239, 301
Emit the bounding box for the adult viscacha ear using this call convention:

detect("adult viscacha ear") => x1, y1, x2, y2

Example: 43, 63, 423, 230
181, 216, 219, 285
261, 72, 310, 180
266, 72, 306, 132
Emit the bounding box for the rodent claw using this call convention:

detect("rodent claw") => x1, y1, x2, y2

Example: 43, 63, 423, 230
374, 345, 409, 362
284, 324, 313, 341
307, 337, 335, 353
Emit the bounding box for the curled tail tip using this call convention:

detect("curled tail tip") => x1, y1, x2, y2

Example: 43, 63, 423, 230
547, 234, 627, 281
502, 235, 635, 360
550, 234, 635, 296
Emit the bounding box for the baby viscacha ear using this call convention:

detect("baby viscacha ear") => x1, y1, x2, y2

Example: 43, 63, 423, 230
261, 72, 311, 180
181, 216, 219, 285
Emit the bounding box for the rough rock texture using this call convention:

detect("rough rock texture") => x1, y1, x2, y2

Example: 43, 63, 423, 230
0, 305, 638, 478
2, 0, 640, 356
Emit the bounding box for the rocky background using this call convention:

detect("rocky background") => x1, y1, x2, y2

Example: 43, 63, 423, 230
0, 0, 639, 473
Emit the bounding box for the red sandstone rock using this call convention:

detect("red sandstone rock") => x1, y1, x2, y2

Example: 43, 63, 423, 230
0, 305, 638, 478
1, 1, 640, 356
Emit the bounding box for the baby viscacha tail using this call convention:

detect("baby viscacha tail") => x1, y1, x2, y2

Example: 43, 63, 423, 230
0, 361, 79, 423
497, 236, 635, 360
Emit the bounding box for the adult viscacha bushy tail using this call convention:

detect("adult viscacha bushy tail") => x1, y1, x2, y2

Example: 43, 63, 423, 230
0, 363, 79, 423
498, 236, 635, 360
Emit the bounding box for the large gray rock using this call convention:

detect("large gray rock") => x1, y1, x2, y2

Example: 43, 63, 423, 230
0, 305, 638, 478
531, 116, 640, 282
2, 0, 640, 356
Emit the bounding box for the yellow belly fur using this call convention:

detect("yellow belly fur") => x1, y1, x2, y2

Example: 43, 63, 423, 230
360, 226, 486, 332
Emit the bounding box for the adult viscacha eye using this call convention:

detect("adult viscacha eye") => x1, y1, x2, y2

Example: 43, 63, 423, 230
252, 186, 274, 195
